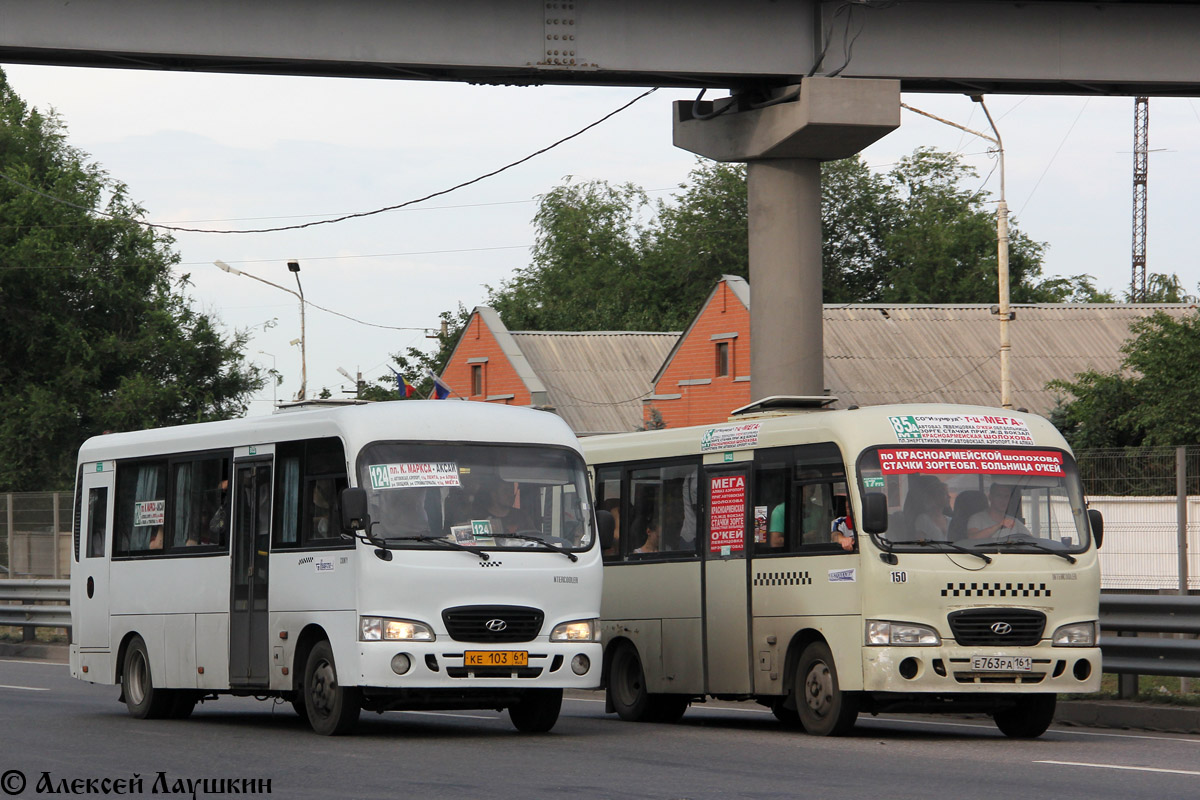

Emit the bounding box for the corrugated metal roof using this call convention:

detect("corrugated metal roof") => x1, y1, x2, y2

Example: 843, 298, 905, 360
510, 331, 679, 435
823, 303, 1196, 415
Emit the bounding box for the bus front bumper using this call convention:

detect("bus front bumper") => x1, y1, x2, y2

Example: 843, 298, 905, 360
862, 645, 1102, 694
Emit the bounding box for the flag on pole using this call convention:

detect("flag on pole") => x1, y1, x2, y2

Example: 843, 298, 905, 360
427, 370, 452, 400
389, 368, 415, 398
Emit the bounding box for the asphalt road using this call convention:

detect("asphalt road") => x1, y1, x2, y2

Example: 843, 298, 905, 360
2, 658, 1198, 800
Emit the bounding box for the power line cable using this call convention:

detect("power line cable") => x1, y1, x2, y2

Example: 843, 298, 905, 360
0, 87, 658, 235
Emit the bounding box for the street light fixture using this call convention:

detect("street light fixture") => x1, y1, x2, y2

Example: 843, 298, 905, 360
214, 259, 308, 402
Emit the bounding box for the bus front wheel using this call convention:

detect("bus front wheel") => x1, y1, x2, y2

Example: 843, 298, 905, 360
302, 641, 361, 735
993, 694, 1056, 738
508, 688, 563, 733
121, 635, 173, 720
794, 642, 859, 736
608, 643, 689, 723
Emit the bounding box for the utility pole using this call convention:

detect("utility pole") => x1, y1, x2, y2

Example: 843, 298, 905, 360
1131, 97, 1149, 301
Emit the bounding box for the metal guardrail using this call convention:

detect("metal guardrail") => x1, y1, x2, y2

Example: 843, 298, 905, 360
1, 584, 1196, 679
0, 579, 71, 635
1099, 594, 1200, 679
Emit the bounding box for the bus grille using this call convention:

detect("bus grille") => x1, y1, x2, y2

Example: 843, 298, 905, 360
442, 605, 545, 643
947, 608, 1045, 646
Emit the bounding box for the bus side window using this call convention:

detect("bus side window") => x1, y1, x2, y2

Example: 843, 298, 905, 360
171, 456, 230, 548
628, 462, 697, 559
86, 487, 109, 558
114, 461, 167, 556
274, 437, 349, 549
595, 466, 622, 561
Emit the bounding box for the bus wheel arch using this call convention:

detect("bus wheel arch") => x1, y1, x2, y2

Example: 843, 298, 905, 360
605, 639, 688, 723
120, 633, 173, 719
301, 637, 361, 735
290, 624, 330, 722
792, 639, 859, 736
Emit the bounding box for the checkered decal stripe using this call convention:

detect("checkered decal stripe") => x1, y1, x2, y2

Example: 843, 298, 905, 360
941, 582, 1051, 598
753, 571, 812, 587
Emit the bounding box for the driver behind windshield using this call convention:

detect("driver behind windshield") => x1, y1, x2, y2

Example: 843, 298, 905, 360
963, 483, 1031, 540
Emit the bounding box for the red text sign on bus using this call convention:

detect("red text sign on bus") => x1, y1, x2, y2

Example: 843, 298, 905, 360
877, 449, 1064, 476
709, 474, 746, 552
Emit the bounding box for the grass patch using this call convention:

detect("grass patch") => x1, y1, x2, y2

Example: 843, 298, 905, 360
0, 625, 68, 644
1065, 673, 1200, 706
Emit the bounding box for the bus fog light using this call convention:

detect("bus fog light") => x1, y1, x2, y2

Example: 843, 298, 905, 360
899, 657, 920, 680
1073, 659, 1092, 681
391, 653, 412, 675
1052, 621, 1096, 647
866, 620, 940, 646
571, 654, 590, 675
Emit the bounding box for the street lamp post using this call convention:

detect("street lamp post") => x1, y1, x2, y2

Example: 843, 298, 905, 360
971, 95, 1012, 410
899, 99, 1012, 409
214, 259, 308, 402
287, 260, 306, 402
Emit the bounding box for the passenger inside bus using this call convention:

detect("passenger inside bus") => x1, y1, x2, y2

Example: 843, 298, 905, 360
903, 475, 951, 541
948, 490, 988, 539
597, 509, 617, 556
633, 520, 660, 554
475, 477, 533, 536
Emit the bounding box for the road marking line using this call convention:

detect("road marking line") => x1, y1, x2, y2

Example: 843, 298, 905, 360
1035, 760, 1200, 777
567, 697, 1200, 744
0, 659, 65, 666
0, 683, 49, 692
399, 710, 498, 721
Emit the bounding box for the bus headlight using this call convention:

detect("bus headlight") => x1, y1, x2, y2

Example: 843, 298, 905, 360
866, 620, 941, 646
360, 617, 435, 642
1052, 621, 1096, 647
550, 619, 599, 642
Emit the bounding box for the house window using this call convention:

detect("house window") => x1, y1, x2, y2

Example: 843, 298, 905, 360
471, 364, 484, 396
715, 341, 730, 377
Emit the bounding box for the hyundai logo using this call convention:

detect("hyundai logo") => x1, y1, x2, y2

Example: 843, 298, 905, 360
485, 619, 508, 632
990, 621, 1013, 635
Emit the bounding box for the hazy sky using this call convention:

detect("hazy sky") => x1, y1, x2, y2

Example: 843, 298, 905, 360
3, 64, 1198, 414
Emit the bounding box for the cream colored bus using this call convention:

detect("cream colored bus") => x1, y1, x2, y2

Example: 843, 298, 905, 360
584, 399, 1102, 738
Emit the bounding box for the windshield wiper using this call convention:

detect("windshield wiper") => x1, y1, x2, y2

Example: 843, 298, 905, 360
879, 537, 993, 565
992, 537, 1077, 564
495, 533, 578, 562
387, 535, 490, 561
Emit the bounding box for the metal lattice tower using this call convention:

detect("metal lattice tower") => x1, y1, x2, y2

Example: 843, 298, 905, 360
1131, 96, 1150, 301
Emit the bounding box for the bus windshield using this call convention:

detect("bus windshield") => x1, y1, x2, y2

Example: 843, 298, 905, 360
856, 446, 1091, 554
359, 442, 593, 552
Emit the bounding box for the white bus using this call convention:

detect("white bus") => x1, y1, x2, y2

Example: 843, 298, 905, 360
70, 401, 601, 735
585, 399, 1102, 738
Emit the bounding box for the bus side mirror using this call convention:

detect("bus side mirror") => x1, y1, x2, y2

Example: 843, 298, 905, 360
861, 492, 888, 534
1087, 508, 1103, 549
341, 487, 370, 532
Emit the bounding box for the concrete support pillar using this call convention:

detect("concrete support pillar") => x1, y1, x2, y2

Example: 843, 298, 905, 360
673, 77, 900, 402
748, 159, 823, 397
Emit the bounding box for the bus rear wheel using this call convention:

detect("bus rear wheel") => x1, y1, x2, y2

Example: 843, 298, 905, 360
608, 643, 689, 723
508, 688, 563, 733
794, 642, 859, 736
121, 636, 174, 719
303, 641, 361, 735
993, 694, 1056, 738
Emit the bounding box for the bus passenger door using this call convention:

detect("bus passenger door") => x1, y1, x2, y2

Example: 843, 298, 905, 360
230, 460, 272, 687
702, 466, 753, 694
77, 464, 115, 650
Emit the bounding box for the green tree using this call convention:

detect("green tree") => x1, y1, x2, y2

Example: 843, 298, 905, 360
362, 305, 472, 401
0, 69, 262, 491
1050, 310, 1200, 448
483, 150, 1109, 333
